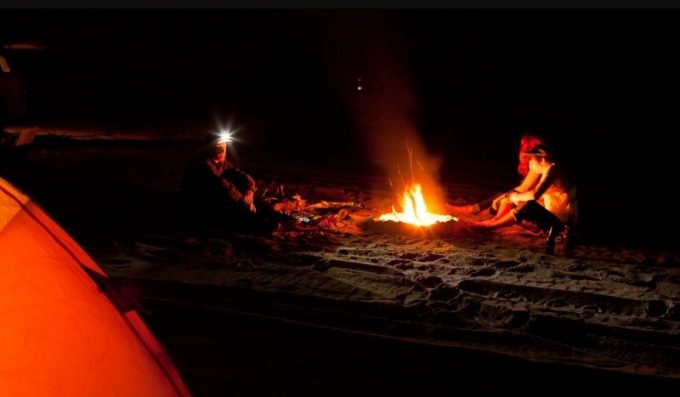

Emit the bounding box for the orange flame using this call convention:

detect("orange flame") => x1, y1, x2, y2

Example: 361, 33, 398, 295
376, 183, 455, 226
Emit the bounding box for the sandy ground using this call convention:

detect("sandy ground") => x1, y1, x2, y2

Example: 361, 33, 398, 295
96, 188, 680, 378
3, 127, 680, 395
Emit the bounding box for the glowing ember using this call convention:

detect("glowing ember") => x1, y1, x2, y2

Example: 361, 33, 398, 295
376, 184, 456, 226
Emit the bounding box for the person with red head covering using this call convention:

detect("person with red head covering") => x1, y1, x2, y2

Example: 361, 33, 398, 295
472, 144, 578, 255
447, 132, 545, 220
517, 133, 545, 176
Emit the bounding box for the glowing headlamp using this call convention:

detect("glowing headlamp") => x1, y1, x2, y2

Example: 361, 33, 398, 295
217, 130, 234, 144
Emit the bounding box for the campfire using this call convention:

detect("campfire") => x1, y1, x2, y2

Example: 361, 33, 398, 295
376, 183, 456, 227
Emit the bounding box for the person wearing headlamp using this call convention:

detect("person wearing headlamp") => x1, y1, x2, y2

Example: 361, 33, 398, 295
179, 130, 285, 233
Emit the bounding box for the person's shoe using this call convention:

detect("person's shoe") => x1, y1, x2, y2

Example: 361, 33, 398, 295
555, 225, 574, 257
564, 227, 573, 256
545, 238, 556, 255
545, 224, 565, 255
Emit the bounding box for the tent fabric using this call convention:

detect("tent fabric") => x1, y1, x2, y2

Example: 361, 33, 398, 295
0, 176, 28, 229
0, 178, 191, 396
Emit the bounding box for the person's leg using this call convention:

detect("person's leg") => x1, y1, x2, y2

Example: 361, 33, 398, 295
491, 196, 515, 221
477, 196, 496, 211
228, 206, 278, 235
253, 198, 295, 225
230, 197, 298, 234
447, 192, 504, 215
446, 203, 478, 215
473, 209, 517, 228
514, 201, 565, 254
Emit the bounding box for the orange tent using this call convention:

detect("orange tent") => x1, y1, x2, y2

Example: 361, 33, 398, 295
0, 177, 191, 396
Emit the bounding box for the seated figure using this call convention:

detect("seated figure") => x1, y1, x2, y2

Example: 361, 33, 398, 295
471, 145, 578, 255
178, 133, 289, 234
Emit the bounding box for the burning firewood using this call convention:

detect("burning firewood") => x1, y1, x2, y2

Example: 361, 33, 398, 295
376, 183, 456, 227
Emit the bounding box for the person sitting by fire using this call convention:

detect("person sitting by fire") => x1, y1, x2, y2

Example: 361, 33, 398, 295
446, 132, 545, 221
470, 145, 577, 255
178, 131, 290, 234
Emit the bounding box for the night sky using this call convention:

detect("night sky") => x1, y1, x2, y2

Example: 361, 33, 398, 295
2, 10, 679, 244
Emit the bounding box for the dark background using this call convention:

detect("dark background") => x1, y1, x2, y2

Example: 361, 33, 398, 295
1, 10, 679, 247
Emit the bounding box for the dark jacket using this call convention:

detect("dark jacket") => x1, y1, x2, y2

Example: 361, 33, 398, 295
179, 154, 257, 219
